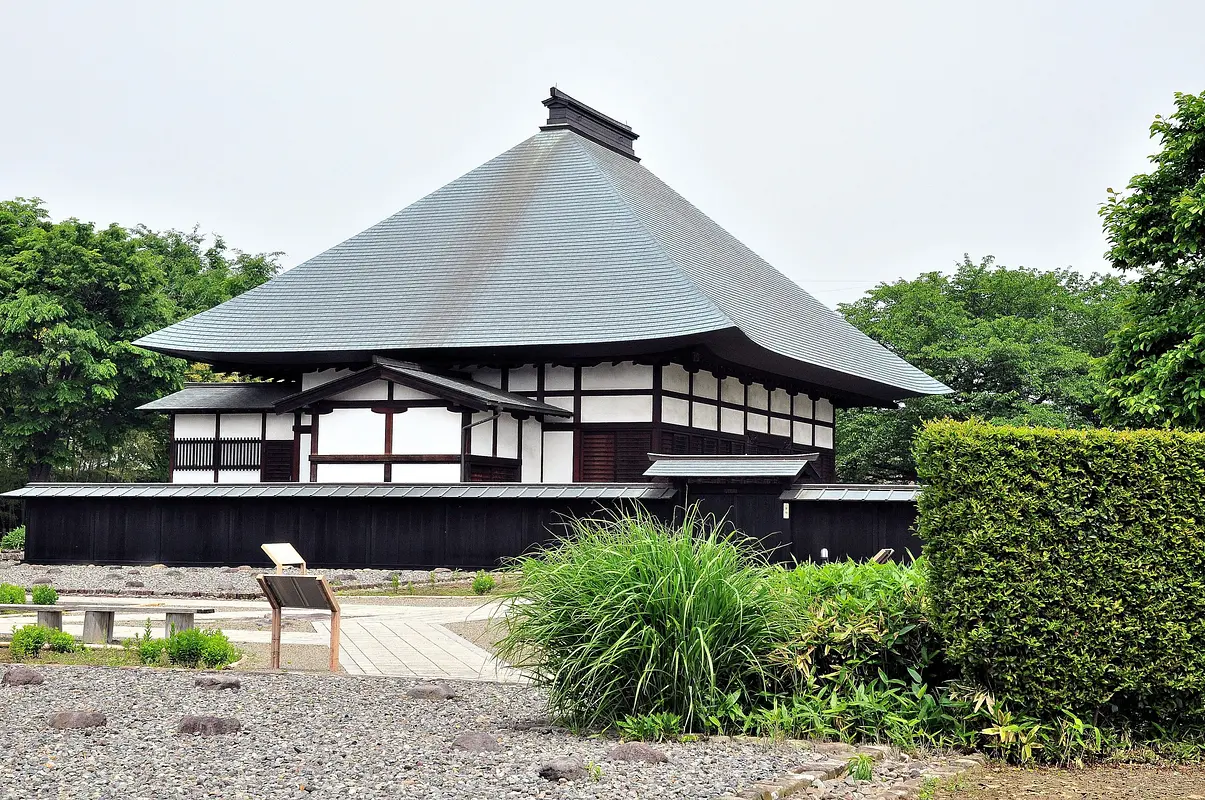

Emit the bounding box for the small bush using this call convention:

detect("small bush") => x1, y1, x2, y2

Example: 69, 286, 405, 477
0, 525, 24, 550
45, 628, 78, 653
848, 754, 874, 781
30, 584, 58, 605
139, 637, 167, 666
141, 627, 240, 669
198, 630, 239, 668
9, 624, 50, 659
0, 583, 25, 604
471, 570, 496, 595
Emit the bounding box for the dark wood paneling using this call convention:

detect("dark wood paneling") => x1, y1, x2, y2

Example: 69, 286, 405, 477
579, 432, 617, 481
790, 501, 920, 562
261, 441, 294, 481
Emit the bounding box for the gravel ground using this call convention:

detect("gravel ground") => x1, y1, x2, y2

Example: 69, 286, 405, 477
1, 666, 811, 799
0, 563, 472, 598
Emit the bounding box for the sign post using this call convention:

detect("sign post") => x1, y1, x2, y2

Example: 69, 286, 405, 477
255, 573, 342, 672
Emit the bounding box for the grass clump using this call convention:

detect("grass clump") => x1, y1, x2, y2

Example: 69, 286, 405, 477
472, 570, 496, 595
10, 624, 77, 659
0, 525, 23, 550
0, 583, 24, 604
498, 507, 785, 731
30, 584, 58, 605
617, 712, 682, 742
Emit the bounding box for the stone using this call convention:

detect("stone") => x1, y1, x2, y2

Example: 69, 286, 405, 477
606, 742, 669, 763
221, 567, 239, 573
164, 570, 182, 577
48, 711, 106, 729
433, 567, 452, 574
538, 758, 587, 781
452, 731, 502, 752
107, 565, 123, 570
30, 578, 51, 585
332, 572, 357, 582
125, 580, 145, 588
2, 666, 44, 686
178, 715, 241, 735
195, 674, 241, 691
126, 569, 141, 575
407, 681, 456, 700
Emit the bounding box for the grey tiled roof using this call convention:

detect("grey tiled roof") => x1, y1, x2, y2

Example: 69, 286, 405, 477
138, 383, 298, 412
645, 453, 817, 479
3, 483, 676, 501
135, 128, 950, 401
780, 484, 921, 502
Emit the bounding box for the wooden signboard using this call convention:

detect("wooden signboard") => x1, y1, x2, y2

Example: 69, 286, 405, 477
261, 542, 307, 574
256, 573, 341, 673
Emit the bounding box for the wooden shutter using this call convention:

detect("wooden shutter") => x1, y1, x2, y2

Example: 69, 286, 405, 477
260, 440, 294, 482
579, 432, 617, 482
615, 430, 652, 482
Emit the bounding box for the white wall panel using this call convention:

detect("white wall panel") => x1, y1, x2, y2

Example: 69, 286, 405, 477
391, 383, 438, 401
580, 395, 653, 423
298, 434, 310, 481
794, 394, 814, 419
265, 414, 294, 440
172, 470, 211, 484
217, 470, 261, 484
497, 415, 519, 459
662, 397, 690, 426
302, 369, 352, 390
747, 412, 769, 434
545, 365, 575, 391
220, 413, 261, 438
320, 463, 384, 483
509, 365, 538, 392
815, 398, 834, 423
771, 389, 791, 414
469, 412, 493, 456
333, 379, 389, 402
720, 407, 744, 435
176, 414, 216, 438
521, 418, 543, 482
771, 417, 791, 437
793, 422, 813, 446
391, 463, 461, 483
393, 407, 461, 455
472, 368, 502, 388
543, 431, 574, 482
747, 384, 769, 410
720, 377, 745, 405
581, 362, 653, 390
692, 371, 718, 399
692, 402, 719, 430
546, 396, 574, 413
662, 363, 690, 394
814, 425, 834, 449
319, 409, 383, 454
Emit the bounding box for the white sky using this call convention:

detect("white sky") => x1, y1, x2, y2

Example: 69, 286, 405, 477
3, 2, 1203, 307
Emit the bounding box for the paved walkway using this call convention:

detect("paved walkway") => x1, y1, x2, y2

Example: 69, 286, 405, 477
0, 596, 523, 683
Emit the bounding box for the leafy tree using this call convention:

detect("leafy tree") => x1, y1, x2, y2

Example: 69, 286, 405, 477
1098, 91, 1205, 428
836, 256, 1129, 482
0, 198, 280, 482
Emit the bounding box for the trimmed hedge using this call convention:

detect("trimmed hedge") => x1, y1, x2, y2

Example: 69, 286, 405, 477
915, 420, 1205, 725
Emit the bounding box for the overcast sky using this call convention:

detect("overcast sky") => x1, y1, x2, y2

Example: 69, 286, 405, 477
3, 2, 1203, 307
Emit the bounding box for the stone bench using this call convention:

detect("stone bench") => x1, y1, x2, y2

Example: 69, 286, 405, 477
0, 604, 216, 643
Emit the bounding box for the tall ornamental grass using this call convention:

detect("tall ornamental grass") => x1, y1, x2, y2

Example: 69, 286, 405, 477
497, 508, 785, 730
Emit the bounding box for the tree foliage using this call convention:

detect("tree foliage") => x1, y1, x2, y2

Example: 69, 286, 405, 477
836, 256, 1128, 482
0, 198, 280, 482
1098, 91, 1205, 428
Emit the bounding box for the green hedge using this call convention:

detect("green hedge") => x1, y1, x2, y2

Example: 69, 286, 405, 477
915, 420, 1205, 725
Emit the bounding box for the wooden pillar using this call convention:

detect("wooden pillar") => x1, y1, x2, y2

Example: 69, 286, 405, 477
165, 611, 194, 637
270, 606, 282, 669
36, 609, 63, 630
82, 610, 114, 644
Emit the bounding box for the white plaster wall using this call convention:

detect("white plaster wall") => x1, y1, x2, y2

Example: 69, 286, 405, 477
265, 414, 294, 440
318, 409, 383, 454
771, 416, 791, 437
662, 363, 690, 394
747, 384, 769, 410
720, 407, 744, 435
220, 413, 262, 438
545, 396, 574, 413
793, 422, 813, 446
497, 415, 519, 459
392, 383, 437, 401
747, 412, 769, 434
543, 431, 574, 482
580, 395, 653, 423
815, 398, 834, 423
521, 418, 543, 482
693, 371, 718, 399
333, 379, 389, 402
392, 407, 461, 455
581, 362, 653, 390
392, 463, 461, 483
218, 470, 261, 484
172, 470, 211, 484
509, 365, 539, 392
815, 425, 834, 448
720, 376, 745, 405
545, 366, 575, 391
472, 368, 502, 388
469, 412, 493, 456
175, 414, 216, 438
794, 394, 814, 419
692, 402, 719, 430
302, 369, 353, 390
320, 463, 384, 483
771, 389, 791, 415
662, 397, 690, 426
299, 434, 311, 481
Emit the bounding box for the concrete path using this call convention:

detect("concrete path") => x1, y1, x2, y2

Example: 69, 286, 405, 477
0, 595, 522, 683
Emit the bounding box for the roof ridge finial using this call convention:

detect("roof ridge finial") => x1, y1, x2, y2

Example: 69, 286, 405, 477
541, 87, 640, 161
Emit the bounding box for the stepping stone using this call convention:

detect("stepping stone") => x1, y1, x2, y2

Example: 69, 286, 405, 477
48, 711, 106, 729
178, 715, 241, 735
3, 666, 44, 686
407, 681, 456, 700
452, 731, 502, 752
194, 675, 241, 691
125, 580, 144, 588
607, 742, 669, 763
538, 757, 587, 781
31, 578, 51, 585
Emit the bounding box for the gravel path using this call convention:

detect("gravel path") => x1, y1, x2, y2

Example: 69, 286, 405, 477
1, 666, 809, 799
0, 563, 473, 598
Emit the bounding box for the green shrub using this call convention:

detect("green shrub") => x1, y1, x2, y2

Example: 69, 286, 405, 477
915, 421, 1205, 729
0, 525, 24, 550
198, 629, 239, 668
138, 636, 167, 666
142, 627, 239, 668
498, 507, 787, 730
45, 628, 78, 653
9, 624, 50, 659
471, 570, 496, 595
0, 583, 24, 604
30, 584, 57, 605
616, 712, 682, 742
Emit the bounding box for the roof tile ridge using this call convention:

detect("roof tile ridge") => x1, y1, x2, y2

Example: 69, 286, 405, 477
559, 132, 735, 330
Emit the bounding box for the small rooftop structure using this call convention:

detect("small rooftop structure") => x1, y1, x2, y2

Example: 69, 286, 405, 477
644, 452, 818, 480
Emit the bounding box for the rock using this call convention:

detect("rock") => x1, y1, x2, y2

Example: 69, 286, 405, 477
538, 758, 587, 781
433, 567, 452, 574
103, 574, 122, 581
178, 715, 241, 735
607, 742, 669, 763
2, 666, 44, 686
45, 567, 61, 574
407, 681, 456, 700
30, 577, 51, 585
126, 569, 141, 575
107, 565, 124, 570
48, 711, 106, 729
164, 570, 182, 577
125, 580, 145, 588
194, 674, 241, 691
452, 731, 502, 752
331, 572, 358, 582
